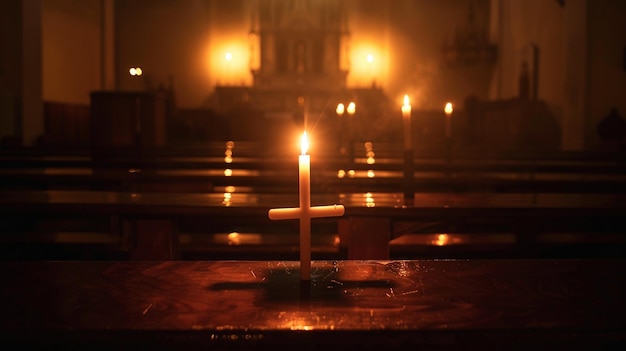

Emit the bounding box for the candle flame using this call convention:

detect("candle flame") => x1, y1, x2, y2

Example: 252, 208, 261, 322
336, 103, 345, 115
301, 132, 309, 155
403, 95, 410, 107
444, 102, 453, 115
347, 102, 356, 115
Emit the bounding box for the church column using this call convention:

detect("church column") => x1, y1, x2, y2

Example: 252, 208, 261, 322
101, 0, 116, 90
20, 0, 44, 147
561, 0, 588, 150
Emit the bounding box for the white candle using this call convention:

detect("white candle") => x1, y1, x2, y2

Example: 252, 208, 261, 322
299, 132, 311, 281
444, 102, 453, 139
402, 95, 412, 150
267, 132, 345, 282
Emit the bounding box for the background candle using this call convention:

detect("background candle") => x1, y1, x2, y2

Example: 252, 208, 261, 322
401, 95, 414, 203
402, 95, 412, 150
444, 102, 453, 139
299, 132, 311, 281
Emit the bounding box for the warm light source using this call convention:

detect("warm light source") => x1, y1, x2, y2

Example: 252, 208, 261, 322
129, 67, 143, 76
347, 102, 356, 115
444, 102, 453, 115
401, 95, 412, 151
403, 95, 411, 111
365, 192, 375, 207
301, 131, 309, 155
336, 103, 345, 116
434, 234, 450, 246
223, 192, 232, 207
227, 232, 240, 246
348, 44, 386, 87
444, 102, 453, 139
208, 39, 251, 86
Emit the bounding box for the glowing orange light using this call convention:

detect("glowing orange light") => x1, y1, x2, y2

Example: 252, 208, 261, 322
227, 232, 240, 245
444, 102, 454, 115
333, 235, 341, 246
365, 192, 375, 207
207, 40, 251, 85
434, 234, 449, 246
402, 95, 411, 121
223, 192, 232, 207
301, 132, 309, 155
348, 44, 386, 87
129, 67, 142, 76
347, 102, 356, 115
336, 103, 345, 116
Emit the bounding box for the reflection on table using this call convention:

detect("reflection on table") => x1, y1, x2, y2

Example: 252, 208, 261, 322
0, 259, 624, 349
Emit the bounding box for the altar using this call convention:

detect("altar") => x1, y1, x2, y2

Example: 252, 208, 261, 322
1, 259, 624, 349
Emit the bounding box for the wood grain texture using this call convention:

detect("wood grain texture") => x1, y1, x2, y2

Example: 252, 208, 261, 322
1, 260, 625, 333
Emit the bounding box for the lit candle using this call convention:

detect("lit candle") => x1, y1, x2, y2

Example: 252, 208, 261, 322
346, 102, 356, 116
402, 95, 412, 150
336, 103, 345, 154
401, 95, 414, 203
336, 103, 345, 116
444, 102, 453, 139
268, 132, 345, 282
299, 132, 311, 280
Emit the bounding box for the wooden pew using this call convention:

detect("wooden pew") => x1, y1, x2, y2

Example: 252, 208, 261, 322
0, 190, 625, 260
2, 150, 626, 193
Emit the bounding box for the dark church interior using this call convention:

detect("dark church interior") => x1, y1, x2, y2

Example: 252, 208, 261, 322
1, 0, 625, 349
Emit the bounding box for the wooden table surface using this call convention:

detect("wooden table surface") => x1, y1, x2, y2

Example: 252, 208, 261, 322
1, 259, 624, 349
